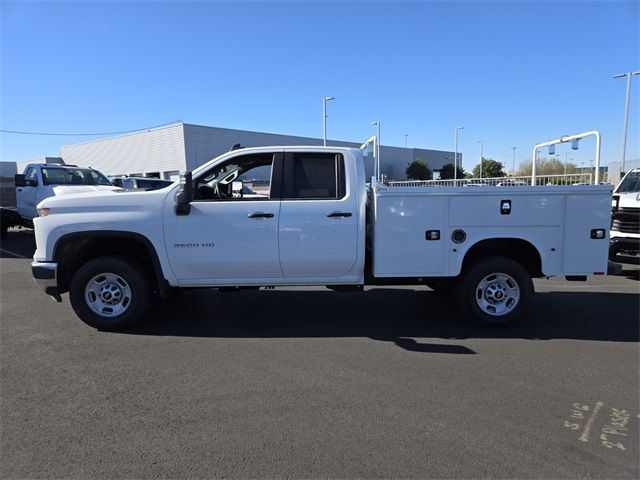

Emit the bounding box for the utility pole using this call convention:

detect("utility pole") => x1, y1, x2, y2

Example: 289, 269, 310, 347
454, 126, 464, 185
478, 139, 483, 179
322, 96, 334, 146
613, 72, 640, 174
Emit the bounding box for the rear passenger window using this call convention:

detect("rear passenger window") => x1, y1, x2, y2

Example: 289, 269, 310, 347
284, 153, 345, 200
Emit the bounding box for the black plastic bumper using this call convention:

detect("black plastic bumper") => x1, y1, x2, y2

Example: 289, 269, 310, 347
610, 237, 640, 258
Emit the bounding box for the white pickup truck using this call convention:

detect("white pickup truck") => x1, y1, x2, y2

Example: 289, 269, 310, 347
1, 163, 116, 237
31, 144, 617, 330
610, 167, 640, 260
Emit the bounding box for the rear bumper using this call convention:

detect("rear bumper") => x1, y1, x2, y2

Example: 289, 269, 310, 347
31, 261, 62, 302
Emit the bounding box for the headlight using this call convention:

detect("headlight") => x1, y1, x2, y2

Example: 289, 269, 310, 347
37, 208, 51, 217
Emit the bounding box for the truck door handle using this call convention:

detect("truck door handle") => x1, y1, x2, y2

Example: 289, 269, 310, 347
248, 212, 274, 218
326, 211, 352, 218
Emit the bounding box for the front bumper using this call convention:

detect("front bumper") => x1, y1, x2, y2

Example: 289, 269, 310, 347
31, 261, 62, 302
609, 237, 640, 258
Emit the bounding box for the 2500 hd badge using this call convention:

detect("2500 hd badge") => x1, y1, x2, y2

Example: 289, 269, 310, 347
174, 243, 215, 248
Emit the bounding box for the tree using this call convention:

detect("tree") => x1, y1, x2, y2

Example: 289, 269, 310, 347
515, 157, 578, 176
439, 163, 466, 180
406, 159, 432, 180
471, 158, 505, 178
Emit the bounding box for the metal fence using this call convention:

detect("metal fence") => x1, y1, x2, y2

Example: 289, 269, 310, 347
387, 173, 593, 188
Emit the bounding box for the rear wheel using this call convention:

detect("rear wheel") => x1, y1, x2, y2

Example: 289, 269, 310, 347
69, 256, 152, 330
454, 257, 533, 327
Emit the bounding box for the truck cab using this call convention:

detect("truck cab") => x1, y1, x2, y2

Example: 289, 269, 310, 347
166, 148, 364, 284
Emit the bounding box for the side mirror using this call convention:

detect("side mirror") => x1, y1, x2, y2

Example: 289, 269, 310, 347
175, 171, 193, 216
14, 174, 26, 187
232, 180, 243, 198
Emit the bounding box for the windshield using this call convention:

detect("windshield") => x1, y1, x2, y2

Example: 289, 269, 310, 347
616, 171, 640, 193
42, 168, 113, 186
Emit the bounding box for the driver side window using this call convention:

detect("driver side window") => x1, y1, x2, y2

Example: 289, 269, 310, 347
25, 167, 38, 185
193, 152, 276, 201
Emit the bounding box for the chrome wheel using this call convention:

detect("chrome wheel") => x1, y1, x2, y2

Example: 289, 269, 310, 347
85, 272, 132, 318
475, 272, 520, 316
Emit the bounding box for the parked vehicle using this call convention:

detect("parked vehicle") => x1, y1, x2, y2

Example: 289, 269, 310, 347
0, 163, 117, 237
610, 167, 640, 260
30, 143, 617, 330
110, 176, 174, 191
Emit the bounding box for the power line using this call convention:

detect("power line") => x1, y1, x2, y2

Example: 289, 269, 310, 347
0, 120, 182, 137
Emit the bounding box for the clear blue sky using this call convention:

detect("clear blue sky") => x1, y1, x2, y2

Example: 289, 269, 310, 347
1, 0, 638, 172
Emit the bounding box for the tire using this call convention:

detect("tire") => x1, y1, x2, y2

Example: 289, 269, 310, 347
454, 256, 533, 327
69, 256, 152, 330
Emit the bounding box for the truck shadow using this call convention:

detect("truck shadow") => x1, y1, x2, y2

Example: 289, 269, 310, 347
122, 289, 640, 353
621, 268, 640, 281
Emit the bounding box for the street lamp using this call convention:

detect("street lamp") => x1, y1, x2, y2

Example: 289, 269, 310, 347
454, 126, 464, 185
323, 96, 334, 147
478, 139, 483, 179
405, 133, 408, 148
613, 72, 640, 174
371, 121, 382, 180
511, 146, 518, 176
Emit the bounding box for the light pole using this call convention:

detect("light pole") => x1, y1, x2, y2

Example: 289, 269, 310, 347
564, 152, 568, 177
511, 146, 518, 176
405, 133, 408, 148
478, 139, 483, 179
454, 126, 464, 185
613, 72, 640, 174
371, 121, 382, 180
322, 96, 334, 147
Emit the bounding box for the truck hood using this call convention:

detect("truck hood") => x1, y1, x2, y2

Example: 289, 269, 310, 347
614, 191, 640, 207
38, 185, 176, 212
52, 185, 121, 196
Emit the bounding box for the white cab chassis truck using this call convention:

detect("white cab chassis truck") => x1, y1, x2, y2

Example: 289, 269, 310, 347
31, 145, 618, 330
1, 163, 116, 237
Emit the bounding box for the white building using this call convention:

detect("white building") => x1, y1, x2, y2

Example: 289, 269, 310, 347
606, 159, 640, 185
55, 123, 456, 181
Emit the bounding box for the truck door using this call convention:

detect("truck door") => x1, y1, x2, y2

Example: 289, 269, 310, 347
163, 151, 283, 283
16, 166, 38, 219
278, 152, 358, 277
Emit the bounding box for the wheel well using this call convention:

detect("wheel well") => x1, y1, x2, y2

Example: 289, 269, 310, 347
461, 238, 543, 278
54, 233, 163, 294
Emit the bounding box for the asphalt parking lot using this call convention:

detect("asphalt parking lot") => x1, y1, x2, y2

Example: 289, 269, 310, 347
1, 229, 639, 479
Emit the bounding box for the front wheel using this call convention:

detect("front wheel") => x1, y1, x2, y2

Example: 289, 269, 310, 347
69, 256, 152, 330
454, 257, 533, 327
